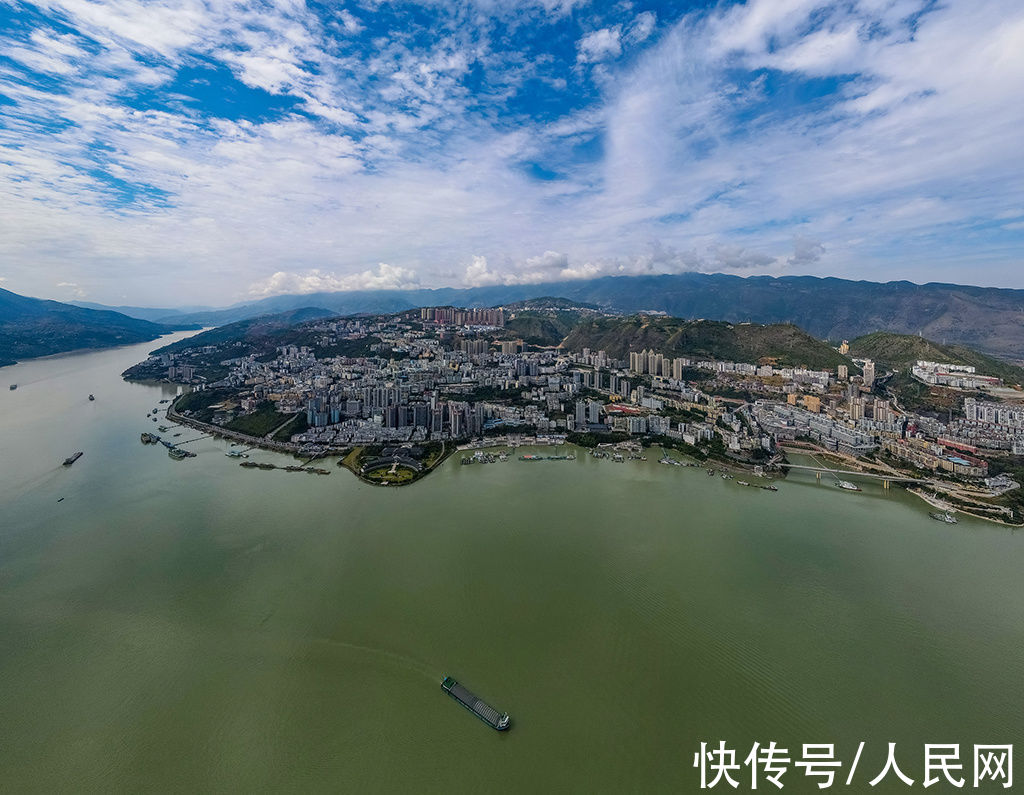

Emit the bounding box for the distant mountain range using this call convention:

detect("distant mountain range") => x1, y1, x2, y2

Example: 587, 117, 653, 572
82, 273, 1024, 361
152, 307, 336, 355
70, 301, 214, 323
0, 288, 197, 367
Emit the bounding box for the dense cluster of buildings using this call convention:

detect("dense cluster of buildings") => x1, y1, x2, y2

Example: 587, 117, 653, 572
418, 307, 505, 326
912, 361, 1002, 389
158, 308, 1021, 493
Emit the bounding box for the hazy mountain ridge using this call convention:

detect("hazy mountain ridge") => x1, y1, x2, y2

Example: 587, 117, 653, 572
0, 288, 196, 367
118, 274, 1024, 360
71, 301, 213, 323
151, 307, 338, 355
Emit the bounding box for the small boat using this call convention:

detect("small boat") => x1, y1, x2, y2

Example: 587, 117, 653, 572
63, 451, 83, 466
9, 384, 16, 390
737, 480, 750, 486
835, 480, 861, 492
57, 497, 65, 502
88, 394, 95, 401
929, 511, 958, 524
761, 484, 778, 492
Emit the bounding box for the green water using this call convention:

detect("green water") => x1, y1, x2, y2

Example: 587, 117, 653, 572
1, 335, 1022, 793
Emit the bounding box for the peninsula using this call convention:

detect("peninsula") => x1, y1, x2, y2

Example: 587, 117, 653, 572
122, 302, 1024, 522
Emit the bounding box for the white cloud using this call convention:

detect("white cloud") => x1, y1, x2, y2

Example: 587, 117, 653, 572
624, 11, 657, 46
248, 264, 420, 296
463, 256, 506, 287
577, 27, 622, 63
55, 281, 86, 298
337, 10, 363, 34
764, 25, 863, 76
788, 237, 826, 266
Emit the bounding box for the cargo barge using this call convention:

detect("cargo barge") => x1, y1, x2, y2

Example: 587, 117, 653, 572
441, 676, 510, 731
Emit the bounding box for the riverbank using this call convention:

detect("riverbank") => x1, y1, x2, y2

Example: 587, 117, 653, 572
905, 486, 1022, 526
780, 441, 1021, 526
166, 398, 303, 455
167, 396, 459, 487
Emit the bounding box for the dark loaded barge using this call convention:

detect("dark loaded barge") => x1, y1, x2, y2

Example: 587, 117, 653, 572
441, 676, 510, 731
62, 451, 83, 466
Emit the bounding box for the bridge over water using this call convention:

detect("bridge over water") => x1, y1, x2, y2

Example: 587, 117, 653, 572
774, 452, 933, 486
777, 463, 932, 485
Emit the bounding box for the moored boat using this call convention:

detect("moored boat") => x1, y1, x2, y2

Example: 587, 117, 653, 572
929, 510, 958, 524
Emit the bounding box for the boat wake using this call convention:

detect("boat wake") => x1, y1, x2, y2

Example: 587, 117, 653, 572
314, 637, 438, 680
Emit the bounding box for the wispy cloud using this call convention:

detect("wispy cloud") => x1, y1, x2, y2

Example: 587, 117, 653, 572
0, 0, 1021, 305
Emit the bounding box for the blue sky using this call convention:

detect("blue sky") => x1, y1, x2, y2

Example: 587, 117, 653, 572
1, 0, 1023, 305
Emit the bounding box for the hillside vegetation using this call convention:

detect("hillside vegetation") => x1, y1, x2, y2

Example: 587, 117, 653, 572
503, 308, 597, 346
561, 316, 854, 370
850, 332, 1024, 385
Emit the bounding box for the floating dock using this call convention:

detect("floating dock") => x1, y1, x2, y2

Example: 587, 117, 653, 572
441, 676, 510, 731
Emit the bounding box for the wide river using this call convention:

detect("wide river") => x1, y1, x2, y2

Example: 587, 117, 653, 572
1, 333, 1022, 793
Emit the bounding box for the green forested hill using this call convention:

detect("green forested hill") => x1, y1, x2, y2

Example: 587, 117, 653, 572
849, 332, 1024, 384
503, 308, 598, 346
560, 316, 854, 370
